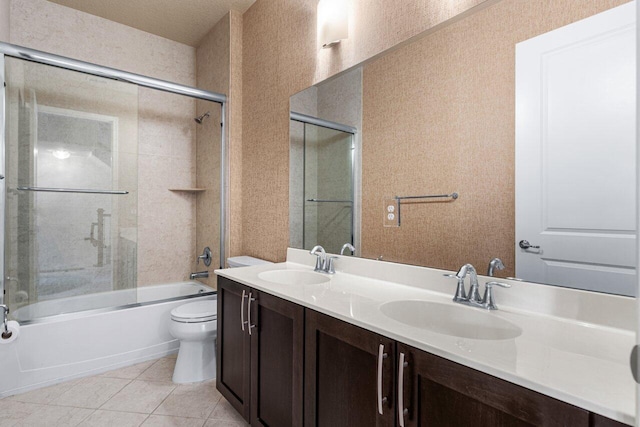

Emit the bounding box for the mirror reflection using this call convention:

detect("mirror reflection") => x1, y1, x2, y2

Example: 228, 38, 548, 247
289, 1, 636, 296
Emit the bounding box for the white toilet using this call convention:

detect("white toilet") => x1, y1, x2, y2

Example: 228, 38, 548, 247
169, 255, 272, 383
169, 300, 218, 383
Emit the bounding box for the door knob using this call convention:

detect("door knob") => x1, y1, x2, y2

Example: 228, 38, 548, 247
519, 240, 540, 250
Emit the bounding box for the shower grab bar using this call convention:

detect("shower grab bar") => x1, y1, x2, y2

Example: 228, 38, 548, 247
394, 192, 458, 226
17, 187, 129, 195
306, 198, 353, 203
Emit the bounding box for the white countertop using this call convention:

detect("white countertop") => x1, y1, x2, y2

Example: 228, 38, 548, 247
215, 249, 636, 425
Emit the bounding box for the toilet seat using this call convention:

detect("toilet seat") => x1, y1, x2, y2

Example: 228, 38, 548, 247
171, 300, 217, 323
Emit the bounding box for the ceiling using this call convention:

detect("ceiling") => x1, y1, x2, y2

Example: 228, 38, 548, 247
47, 0, 256, 47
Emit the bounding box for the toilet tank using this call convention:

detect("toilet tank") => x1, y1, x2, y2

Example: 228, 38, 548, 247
227, 256, 273, 268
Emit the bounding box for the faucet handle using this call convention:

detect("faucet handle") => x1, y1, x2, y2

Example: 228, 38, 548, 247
482, 281, 511, 310
197, 247, 212, 267
443, 274, 467, 302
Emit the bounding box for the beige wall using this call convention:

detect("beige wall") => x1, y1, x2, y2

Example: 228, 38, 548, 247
360, 0, 629, 276
240, 0, 629, 266
228, 11, 243, 263
240, 0, 490, 262
9, 0, 199, 286
0, 0, 9, 42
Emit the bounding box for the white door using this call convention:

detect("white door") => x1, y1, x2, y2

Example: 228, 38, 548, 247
515, 2, 636, 296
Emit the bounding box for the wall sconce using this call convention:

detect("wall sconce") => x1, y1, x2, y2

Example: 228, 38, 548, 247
318, 0, 348, 48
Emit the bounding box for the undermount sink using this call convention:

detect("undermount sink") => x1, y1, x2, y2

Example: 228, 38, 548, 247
380, 300, 522, 340
258, 269, 330, 286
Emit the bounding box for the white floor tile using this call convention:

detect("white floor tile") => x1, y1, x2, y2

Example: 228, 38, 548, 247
208, 400, 245, 424
138, 358, 177, 383
203, 419, 248, 427
52, 377, 131, 409
101, 380, 176, 414
154, 381, 221, 419
142, 415, 206, 427
78, 410, 148, 427
99, 361, 156, 380
8, 380, 80, 405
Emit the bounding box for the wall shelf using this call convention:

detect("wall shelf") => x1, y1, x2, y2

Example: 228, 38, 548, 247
169, 188, 207, 193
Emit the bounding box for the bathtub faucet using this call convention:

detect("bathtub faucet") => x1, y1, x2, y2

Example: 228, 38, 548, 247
0, 304, 11, 339
190, 271, 209, 280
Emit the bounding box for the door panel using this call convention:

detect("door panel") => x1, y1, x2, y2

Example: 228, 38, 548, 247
216, 277, 251, 421
398, 343, 588, 427
304, 309, 395, 427
250, 290, 304, 427
515, 2, 636, 295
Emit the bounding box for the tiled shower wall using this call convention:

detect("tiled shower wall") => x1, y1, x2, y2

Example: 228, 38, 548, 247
7, 0, 199, 286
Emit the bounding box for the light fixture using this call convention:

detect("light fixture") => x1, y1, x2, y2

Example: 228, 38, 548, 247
318, 0, 348, 48
52, 149, 71, 160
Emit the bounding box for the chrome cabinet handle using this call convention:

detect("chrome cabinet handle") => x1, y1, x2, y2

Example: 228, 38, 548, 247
519, 240, 540, 250
241, 290, 247, 331
377, 344, 388, 415
247, 292, 256, 335
398, 352, 409, 427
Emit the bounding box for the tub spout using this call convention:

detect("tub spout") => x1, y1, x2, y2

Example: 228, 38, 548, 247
190, 271, 209, 280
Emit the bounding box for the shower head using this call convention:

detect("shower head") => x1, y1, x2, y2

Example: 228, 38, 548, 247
194, 111, 211, 124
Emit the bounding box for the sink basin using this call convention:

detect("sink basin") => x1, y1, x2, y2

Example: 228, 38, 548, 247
380, 300, 522, 340
258, 269, 330, 286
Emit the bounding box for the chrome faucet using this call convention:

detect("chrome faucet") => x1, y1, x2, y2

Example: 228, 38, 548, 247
444, 264, 511, 310
487, 258, 505, 277
310, 245, 337, 274
340, 243, 355, 256
458, 264, 482, 304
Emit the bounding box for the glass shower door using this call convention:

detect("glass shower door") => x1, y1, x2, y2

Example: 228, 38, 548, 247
303, 122, 354, 254
4, 57, 139, 319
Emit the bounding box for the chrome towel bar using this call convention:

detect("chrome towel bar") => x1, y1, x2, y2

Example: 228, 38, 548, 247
306, 198, 353, 203
394, 192, 458, 226
17, 187, 129, 195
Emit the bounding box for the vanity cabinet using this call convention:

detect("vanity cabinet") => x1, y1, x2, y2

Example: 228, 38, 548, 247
217, 277, 304, 426
304, 309, 396, 427
217, 278, 630, 427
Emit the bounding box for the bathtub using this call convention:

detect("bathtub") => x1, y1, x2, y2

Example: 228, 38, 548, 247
0, 282, 216, 397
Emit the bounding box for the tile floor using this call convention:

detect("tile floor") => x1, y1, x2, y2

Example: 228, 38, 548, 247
0, 355, 249, 427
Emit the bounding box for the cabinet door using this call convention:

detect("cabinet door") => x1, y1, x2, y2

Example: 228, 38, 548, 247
397, 342, 589, 427
250, 290, 304, 427
305, 310, 395, 427
216, 277, 251, 421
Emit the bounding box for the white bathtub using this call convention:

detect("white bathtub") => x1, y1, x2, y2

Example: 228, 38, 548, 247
0, 282, 216, 397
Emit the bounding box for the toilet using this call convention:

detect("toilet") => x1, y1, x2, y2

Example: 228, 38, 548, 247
169, 255, 272, 383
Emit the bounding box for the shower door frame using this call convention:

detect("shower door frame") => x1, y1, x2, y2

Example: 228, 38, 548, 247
0, 42, 228, 306
290, 111, 358, 253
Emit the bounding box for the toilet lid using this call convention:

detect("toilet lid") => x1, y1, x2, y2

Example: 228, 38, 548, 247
171, 300, 217, 323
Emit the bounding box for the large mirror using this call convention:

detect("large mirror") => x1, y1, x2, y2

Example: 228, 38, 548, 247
289, 0, 636, 296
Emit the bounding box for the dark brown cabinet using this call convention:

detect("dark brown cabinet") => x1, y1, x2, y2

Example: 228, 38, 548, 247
217, 278, 630, 427
397, 342, 589, 427
217, 277, 304, 426
304, 309, 396, 427
217, 277, 251, 420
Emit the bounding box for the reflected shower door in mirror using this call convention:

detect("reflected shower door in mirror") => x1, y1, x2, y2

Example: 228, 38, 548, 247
288, 0, 636, 296
4, 57, 139, 313
293, 120, 354, 254
289, 67, 362, 255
